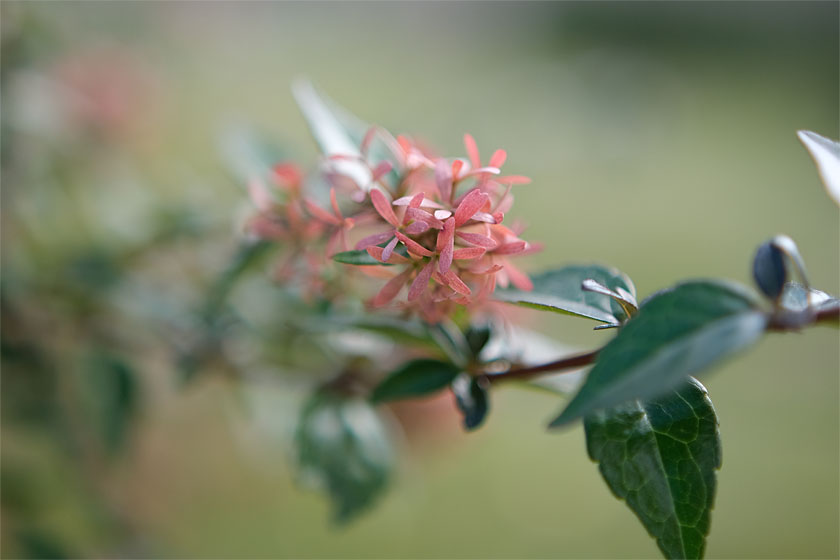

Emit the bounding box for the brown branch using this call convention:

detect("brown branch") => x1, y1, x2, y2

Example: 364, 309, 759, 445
482, 349, 599, 385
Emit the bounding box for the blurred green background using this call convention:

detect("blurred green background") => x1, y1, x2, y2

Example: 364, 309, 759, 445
2, 2, 838, 558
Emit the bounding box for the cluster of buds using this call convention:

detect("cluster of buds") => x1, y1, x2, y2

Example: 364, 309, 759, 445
246, 128, 538, 322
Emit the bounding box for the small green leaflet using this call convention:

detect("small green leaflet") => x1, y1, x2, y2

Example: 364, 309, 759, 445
371, 359, 461, 403
333, 249, 392, 266
295, 392, 394, 524
494, 264, 636, 324
551, 280, 767, 427
585, 377, 721, 559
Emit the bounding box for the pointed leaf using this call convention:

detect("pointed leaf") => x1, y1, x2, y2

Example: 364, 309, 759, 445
494, 264, 636, 324
797, 130, 840, 204
584, 377, 721, 559
552, 280, 767, 426
372, 359, 461, 403
333, 249, 393, 266
451, 373, 489, 430
752, 240, 787, 300
295, 391, 394, 524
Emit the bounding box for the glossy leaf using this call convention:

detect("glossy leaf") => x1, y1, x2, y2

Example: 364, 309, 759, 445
333, 249, 393, 266
585, 377, 721, 559
494, 264, 636, 324
797, 130, 840, 204
372, 359, 461, 403
551, 280, 767, 427
295, 391, 394, 523
752, 240, 787, 300
779, 281, 838, 312
452, 373, 489, 430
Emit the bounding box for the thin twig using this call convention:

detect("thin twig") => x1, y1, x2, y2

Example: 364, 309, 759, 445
482, 349, 599, 385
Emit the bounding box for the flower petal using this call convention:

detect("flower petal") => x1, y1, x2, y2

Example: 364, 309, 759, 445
304, 198, 341, 225
355, 231, 395, 250
435, 158, 453, 203
408, 259, 435, 301
381, 236, 399, 261
436, 217, 455, 274
395, 232, 435, 257
366, 246, 410, 264
370, 188, 400, 227
404, 220, 430, 235
464, 133, 480, 169
452, 247, 486, 260
456, 231, 498, 249
489, 149, 507, 168
454, 189, 490, 227
441, 269, 471, 296
372, 268, 412, 306
494, 241, 527, 255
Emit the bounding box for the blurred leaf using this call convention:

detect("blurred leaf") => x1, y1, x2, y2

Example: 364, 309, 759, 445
752, 240, 787, 300
219, 125, 286, 184
464, 323, 493, 358
83, 352, 139, 454
797, 130, 840, 204
202, 240, 272, 319
778, 281, 838, 312
372, 359, 461, 403
452, 373, 489, 430
551, 281, 767, 427
333, 249, 393, 266
295, 391, 394, 524
495, 264, 636, 324
584, 377, 721, 559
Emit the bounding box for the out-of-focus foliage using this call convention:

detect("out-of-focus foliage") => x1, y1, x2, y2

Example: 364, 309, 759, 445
1, 2, 837, 559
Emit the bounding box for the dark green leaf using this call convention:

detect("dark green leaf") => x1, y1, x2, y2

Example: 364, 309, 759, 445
551, 280, 767, 427
295, 392, 394, 524
464, 323, 493, 358
452, 374, 489, 430
585, 377, 721, 559
752, 241, 787, 300
83, 352, 139, 454
372, 359, 461, 403
494, 264, 635, 324
333, 249, 393, 266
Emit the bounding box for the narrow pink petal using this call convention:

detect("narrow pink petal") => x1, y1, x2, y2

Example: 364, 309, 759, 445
471, 211, 496, 224
329, 188, 342, 219
409, 192, 425, 208
437, 218, 455, 274
372, 269, 412, 306
454, 189, 490, 227
469, 263, 504, 275
452, 247, 486, 260
404, 221, 430, 235
408, 259, 435, 301
451, 159, 464, 180
494, 241, 527, 255
489, 149, 507, 168
406, 207, 444, 229
442, 270, 471, 296
369, 188, 400, 228
355, 231, 395, 250
477, 273, 497, 299
435, 159, 453, 203
464, 133, 480, 169
366, 246, 410, 264
497, 175, 531, 185
395, 232, 435, 257
506, 262, 534, 291
371, 161, 393, 181
304, 198, 340, 225
381, 236, 399, 261
456, 231, 498, 249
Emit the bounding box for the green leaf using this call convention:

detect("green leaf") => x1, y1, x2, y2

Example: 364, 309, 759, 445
585, 377, 721, 559
372, 359, 461, 403
797, 130, 840, 205
452, 373, 490, 430
494, 264, 636, 324
779, 281, 839, 313
551, 280, 767, 427
332, 249, 393, 266
295, 391, 394, 523
83, 351, 139, 454
292, 80, 401, 190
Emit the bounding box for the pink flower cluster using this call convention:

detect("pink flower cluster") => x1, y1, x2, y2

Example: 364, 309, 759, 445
246, 129, 538, 322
